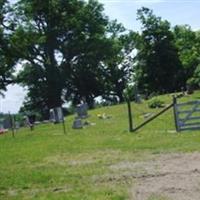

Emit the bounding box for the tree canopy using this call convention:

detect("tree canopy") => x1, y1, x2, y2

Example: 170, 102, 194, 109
0, 2, 200, 117
13, 0, 114, 113
0, 0, 16, 94
135, 7, 184, 94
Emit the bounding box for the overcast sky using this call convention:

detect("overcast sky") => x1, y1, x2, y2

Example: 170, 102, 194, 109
1, 0, 200, 113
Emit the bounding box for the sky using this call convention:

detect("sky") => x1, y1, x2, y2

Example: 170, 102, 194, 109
1, 0, 200, 113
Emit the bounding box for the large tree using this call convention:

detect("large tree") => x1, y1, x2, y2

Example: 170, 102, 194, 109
174, 25, 200, 87
62, 0, 112, 107
103, 20, 136, 102
0, 0, 16, 94
13, 0, 111, 112
135, 7, 183, 95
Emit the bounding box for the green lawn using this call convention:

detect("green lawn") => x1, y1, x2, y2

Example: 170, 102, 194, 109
1, 91, 200, 200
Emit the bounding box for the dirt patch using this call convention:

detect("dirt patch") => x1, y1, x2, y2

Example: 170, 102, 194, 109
126, 152, 200, 200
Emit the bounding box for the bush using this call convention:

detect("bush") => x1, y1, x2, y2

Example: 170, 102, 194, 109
148, 98, 164, 109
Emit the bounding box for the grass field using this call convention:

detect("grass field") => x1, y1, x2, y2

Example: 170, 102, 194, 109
1, 91, 200, 200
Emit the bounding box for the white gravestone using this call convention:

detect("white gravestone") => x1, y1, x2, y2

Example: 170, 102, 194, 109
50, 107, 64, 123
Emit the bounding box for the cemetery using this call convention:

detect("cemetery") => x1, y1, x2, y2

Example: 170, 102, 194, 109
1, 0, 200, 199
1, 91, 200, 199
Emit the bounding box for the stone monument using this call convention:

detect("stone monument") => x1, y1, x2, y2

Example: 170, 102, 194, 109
50, 107, 64, 123
76, 102, 88, 119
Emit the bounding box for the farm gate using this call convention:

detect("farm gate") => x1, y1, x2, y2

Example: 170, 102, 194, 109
174, 98, 200, 131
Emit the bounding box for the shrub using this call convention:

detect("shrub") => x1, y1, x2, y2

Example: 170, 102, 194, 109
148, 98, 164, 108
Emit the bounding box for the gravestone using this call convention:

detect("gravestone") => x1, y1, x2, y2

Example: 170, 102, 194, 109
72, 102, 89, 129
15, 122, 20, 129
186, 84, 194, 94
72, 118, 83, 129
50, 107, 64, 123
135, 94, 142, 103
76, 103, 88, 118
3, 117, 12, 129
0, 118, 4, 129
27, 114, 36, 131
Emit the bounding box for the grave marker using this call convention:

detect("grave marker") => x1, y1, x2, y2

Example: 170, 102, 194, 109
76, 103, 88, 118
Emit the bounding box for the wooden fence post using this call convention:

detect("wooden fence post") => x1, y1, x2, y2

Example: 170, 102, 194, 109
62, 116, 66, 135
126, 98, 133, 132
9, 112, 15, 138
173, 96, 179, 132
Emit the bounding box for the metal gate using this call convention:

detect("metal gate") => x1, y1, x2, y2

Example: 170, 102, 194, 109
174, 98, 200, 131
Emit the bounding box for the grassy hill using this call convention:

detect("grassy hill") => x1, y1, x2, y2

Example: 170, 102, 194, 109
1, 91, 200, 200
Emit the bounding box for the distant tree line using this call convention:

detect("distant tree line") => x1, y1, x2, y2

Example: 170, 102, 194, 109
0, 1, 200, 119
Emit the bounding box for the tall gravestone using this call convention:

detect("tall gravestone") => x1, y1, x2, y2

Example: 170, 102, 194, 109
3, 117, 12, 129
76, 103, 88, 119
72, 102, 88, 129
50, 107, 64, 123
